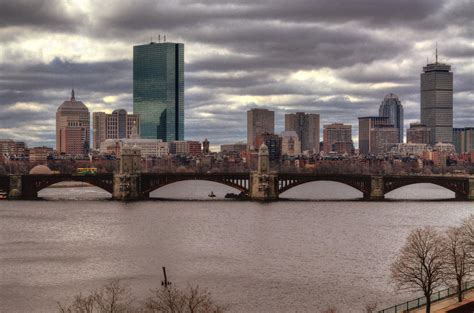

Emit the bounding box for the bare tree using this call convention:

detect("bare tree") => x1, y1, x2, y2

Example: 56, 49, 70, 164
390, 227, 445, 313
145, 285, 225, 313
365, 302, 377, 313
442, 226, 471, 302
58, 280, 136, 313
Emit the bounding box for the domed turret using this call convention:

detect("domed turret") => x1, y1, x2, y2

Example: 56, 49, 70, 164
29, 165, 52, 175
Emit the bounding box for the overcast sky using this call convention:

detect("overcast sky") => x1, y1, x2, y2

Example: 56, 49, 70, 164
0, 0, 472, 149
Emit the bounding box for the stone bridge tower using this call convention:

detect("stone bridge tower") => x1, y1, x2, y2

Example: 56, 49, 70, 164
113, 144, 142, 200
249, 143, 278, 200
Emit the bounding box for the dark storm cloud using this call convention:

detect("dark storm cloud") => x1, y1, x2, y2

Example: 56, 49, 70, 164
0, 58, 131, 106
0, 0, 83, 30
0, 0, 472, 147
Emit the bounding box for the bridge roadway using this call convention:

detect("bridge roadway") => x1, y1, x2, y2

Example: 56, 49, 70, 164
0, 172, 473, 201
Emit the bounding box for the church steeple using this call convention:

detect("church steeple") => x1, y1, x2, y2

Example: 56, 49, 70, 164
71, 89, 75, 101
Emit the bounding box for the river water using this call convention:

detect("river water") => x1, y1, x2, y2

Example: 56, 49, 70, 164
1, 181, 473, 312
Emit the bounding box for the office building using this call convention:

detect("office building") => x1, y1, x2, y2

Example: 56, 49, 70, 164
133, 41, 184, 141
247, 108, 275, 149
390, 143, 430, 157
379, 93, 404, 141
93, 109, 140, 150
221, 143, 248, 154
323, 123, 353, 154
358, 116, 390, 155
407, 123, 431, 144
56, 90, 90, 155
420, 51, 453, 144
100, 138, 169, 158
169, 141, 202, 156
369, 125, 400, 155
453, 128, 474, 154
285, 112, 320, 153
255, 133, 282, 161
202, 138, 210, 154
281, 131, 301, 156
29, 146, 53, 162
0, 139, 27, 158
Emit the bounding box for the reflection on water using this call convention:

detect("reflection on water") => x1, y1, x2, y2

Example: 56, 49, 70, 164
1, 181, 471, 313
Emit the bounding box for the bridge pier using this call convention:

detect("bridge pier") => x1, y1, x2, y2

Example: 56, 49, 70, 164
249, 172, 278, 201
112, 174, 144, 201
468, 178, 474, 201
365, 175, 385, 201
249, 143, 278, 201
8, 175, 26, 199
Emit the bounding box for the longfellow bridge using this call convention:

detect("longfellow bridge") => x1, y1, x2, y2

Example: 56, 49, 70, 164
1, 144, 473, 201
1, 172, 473, 201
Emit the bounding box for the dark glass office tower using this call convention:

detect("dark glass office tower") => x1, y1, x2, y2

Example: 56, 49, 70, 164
133, 42, 184, 141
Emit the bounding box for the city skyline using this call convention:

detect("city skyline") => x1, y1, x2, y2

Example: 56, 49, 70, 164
0, 0, 472, 149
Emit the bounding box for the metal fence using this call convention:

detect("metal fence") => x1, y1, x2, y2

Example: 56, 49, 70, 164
378, 281, 474, 313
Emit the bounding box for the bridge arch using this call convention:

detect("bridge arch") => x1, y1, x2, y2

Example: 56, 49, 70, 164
384, 182, 457, 199
140, 173, 250, 197
22, 174, 114, 198
148, 180, 246, 199
277, 174, 371, 197
279, 180, 364, 199
383, 176, 468, 199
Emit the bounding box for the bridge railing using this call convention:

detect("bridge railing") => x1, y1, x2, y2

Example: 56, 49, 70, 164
378, 281, 474, 313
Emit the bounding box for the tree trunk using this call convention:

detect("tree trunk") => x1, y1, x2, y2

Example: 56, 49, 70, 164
458, 285, 463, 302
426, 299, 431, 313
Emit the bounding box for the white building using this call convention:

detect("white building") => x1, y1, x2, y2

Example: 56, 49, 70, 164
281, 131, 301, 156
390, 143, 430, 156
100, 138, 169, 158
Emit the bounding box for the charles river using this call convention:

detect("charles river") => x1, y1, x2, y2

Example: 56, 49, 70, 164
1, 181, 473, 312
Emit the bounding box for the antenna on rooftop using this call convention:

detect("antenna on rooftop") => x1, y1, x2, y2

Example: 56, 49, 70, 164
435, 42, 438, 64
164, 35, 166, 42
158, 34, 161, 43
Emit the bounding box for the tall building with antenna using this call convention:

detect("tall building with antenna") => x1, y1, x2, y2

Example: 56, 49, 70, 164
133, 38, 184, 141
420, 47, 453, 144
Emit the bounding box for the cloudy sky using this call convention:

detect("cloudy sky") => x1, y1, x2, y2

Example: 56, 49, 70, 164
0, 0, 472, 149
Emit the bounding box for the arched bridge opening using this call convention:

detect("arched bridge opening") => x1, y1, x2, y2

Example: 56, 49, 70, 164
21, 174, 114, 199
38, 181, 113, 200
277, 174, 371, 199
140, 173, 250, 199
279, 180, 365, 200
384, 176, 470, 200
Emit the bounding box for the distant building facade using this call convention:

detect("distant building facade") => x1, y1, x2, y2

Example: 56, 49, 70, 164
93, 109, 140, 150
202, 138, 210, 154
169, 141, 202, 156
281, 131, 301, 156
323, 123, 353, 154
0, 139, 27, 158
379, 93, 403, 142
390, 143, 429, 157
453, 128, 474, 154
56, 90, 90, 155
255, 133, 282, 161
407, 123, 431, 144
369, 126, 400, 155
133, 41, 184, 141
221, 143, 247, 153
100, 138, 169, 158
358, 116, 390, 155
29, 146, 53, 162
247, 108, 275, 149
420, 56, 453, 144
285, 112, 320, 153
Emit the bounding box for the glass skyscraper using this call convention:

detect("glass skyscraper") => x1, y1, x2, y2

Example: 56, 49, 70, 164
133, 42, 184, 141
379, 93, 404, 142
